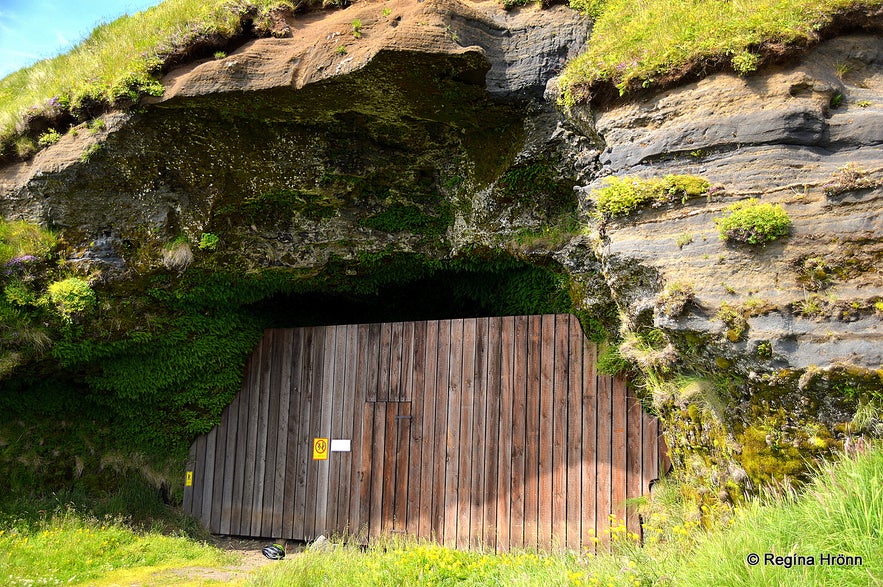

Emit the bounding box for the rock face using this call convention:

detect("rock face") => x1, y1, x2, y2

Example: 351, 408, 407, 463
577, 34, 883, 380
1, 0, 881, 497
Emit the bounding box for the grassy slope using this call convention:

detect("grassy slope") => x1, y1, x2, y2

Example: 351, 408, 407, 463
561, 0, 883, 104
0, 508, 237, 587
0, 0, 300, 151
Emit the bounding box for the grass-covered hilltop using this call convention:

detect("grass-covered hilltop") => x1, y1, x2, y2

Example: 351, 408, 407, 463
1, 0, 882, 584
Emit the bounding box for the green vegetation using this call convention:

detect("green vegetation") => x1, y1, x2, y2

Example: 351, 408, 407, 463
0, 0, 304, 159
656, 281, 694, 317
37, 129, 62, 148
590, 174, 710, 217
822, 162, 880, 196
0, 507, 234, 587
351, 19, 363, 38
47, 278, 97, 320
0, 219, 56, 264
715, 198, 791, 245
197, 232, 220, 251
560, 0, 883, 104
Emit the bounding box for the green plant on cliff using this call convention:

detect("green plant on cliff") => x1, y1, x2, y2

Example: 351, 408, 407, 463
46, 278, 97, 320
822, 162, 880, 197
0, 220, 56, 264
560, 0, 883, 104
715, 199, 791, 245
591, 174, 710, 217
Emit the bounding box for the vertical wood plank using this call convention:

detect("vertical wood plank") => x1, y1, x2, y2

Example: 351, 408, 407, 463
579, 337, 609, 550
509, 315, 528, 550
231, 350, 256, 535
388, 322, 404, 402
190, 432, 206, 526
537, 315, 555, 551
642, 413, 659, 494
523, 315, 542, 551
218, 394, 240, 534
625, 384, 644, 536
272, 330, 293, 537
210, 402, 228, 532
431, 320, 450, 542
393, 402, 412, 533
470, 317, 488, 550
200, 426, 218, 528
261, 330, 283, 537
356, 329, 376, 541
566, 318, 585, 551
327, 325, 348, 534
401, 321, 415, 403
283, 329, 304, 539
483, 317, 501, 551
240, 338, 262, 536
183, 441, 197, 517
378, 322, 392, 402
443, 319, 463, 547
349, 324, 370, 540
336, 324, 358, 537
251, 332, 275, 535
315, 326, 337, 537
456, 318, 475, 550
381, 401, 398, 534
551, 315, 569, 550
368, 399, 386, 539
303, 328, 326, 540
406, 321, 426, 537
417, 320, 439, 540
611, 376, 628, 532
496, 316, 514, 552
595, 374, 613, 548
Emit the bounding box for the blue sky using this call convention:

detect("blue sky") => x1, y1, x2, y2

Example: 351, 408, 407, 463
0, 0, 163, 78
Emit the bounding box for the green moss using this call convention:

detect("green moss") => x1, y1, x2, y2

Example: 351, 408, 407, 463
360, 202, 452, 235
715, 199, 791, 245
591, 175, 710, 217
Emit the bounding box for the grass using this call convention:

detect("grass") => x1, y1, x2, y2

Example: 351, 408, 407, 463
0, 0, 301, 157
560, 0, 883, 104
0, 506, 236, 587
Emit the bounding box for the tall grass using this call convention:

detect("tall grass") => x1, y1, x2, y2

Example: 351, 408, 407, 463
0, 506, 235, 586
0, 0, 297, 150
561, 0, 883, 104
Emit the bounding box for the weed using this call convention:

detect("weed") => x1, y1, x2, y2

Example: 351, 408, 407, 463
597, 342, 631, 376
161, 237, 193, 271
36, 129, 61, 148
382, 7, 392, 16
822, 162, 879, 196
793, 293, 824, 317
875, 301, 883, 314
715, 198, 791, 245
591, 174, 710, 217
676, 232, 694, 248
351, 19, 362, 38
856, 100, 872, 108
830, 92, 844, 108
722, 283, 737, 295
87, 118, 106, 134
731, 50, 760, 75
336, 45, 347, 55
756, 340, 772, 359
197, 232, 220, 251
79, 142, 103, 163
656, 281, 694, 317
13, 136, 36, 159
47, 278, 97, 320
213, 50, 227, 59
715, 302, 748, 342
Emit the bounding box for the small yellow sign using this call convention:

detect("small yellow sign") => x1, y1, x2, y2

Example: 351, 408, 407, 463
313, 438, 329, 460
185, 471, 193, 487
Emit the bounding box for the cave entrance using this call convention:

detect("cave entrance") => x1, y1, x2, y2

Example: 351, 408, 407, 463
183, 313, 666, 552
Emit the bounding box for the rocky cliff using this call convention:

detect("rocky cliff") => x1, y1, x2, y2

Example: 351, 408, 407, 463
1, 0, 881, 499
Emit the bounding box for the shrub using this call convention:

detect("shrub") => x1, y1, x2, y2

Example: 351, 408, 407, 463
198, 232, 220, 250
37, 129, 61, 148
592, 175, 710, 217
47, 278, 96, 319
730, 50, 759, 75
714, 199, 790, 245
822, 163, 879, 197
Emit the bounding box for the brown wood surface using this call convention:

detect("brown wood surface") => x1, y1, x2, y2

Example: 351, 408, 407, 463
185, 315, 663, 553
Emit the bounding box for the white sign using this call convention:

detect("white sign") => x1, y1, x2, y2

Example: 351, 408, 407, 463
330, 439, 351, 452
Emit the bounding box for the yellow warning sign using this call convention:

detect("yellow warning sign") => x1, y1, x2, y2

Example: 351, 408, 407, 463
313, 438, 329, 460
185, 471, 193, 487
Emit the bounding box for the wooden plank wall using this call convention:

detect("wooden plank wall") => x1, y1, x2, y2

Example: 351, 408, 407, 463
183, 315, 663, 552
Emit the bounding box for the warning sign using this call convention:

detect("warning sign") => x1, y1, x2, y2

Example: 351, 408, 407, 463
185, 471, 193, 487
313, 438, 329, 460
